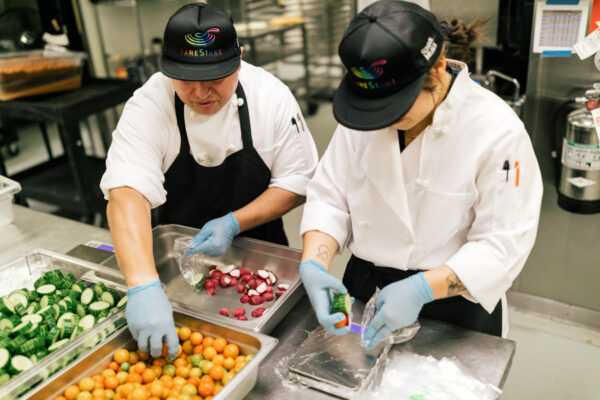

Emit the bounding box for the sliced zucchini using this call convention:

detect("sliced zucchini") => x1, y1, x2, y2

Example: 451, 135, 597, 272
9, 355, 33, 375
88, 301, 110, 317
69, 325, 84, 340
0, 298, 14, 315
0, 318, 14, 332
0, 348, 9, 370
71, 282, 85, 293
0, 337, 10, 349
78, 315, 95, 332
46, 327, 59, 346
75, 304, 87, 318
33, 276, 47, 289
37, 305, 54, 320
8, 336, 25, 353
80, 288, 94, 305
93, 282, 108, 298
47, 338, 69, 353
100, 292, 114, 306
10, 321, 32, 337
26, 302, 40, 315
0, 371, 9, 385
21, 314, 42, 325
36, 284, 56, 296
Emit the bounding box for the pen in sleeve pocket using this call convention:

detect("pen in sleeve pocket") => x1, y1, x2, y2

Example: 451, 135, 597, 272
503, 160, 510, 182
291, 117, 300, 133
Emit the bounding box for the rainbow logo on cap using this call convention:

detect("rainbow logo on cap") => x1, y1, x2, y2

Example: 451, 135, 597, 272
185, 28, 220, 47
351, 59, 387, 80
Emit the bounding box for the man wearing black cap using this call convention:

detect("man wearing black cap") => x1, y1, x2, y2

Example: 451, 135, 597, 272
298, 0, 542, 349
100, 2, 317, 359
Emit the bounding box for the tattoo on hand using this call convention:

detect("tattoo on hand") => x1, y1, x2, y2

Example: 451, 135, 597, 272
316, 244, 332, 264
446, 272, 466, 297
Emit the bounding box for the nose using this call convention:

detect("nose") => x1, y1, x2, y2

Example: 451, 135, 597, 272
191, 81, 212, 99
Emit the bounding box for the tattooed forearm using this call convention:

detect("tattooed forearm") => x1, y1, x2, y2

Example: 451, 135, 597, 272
446, 272, 466, 297
315, 244, 333, 264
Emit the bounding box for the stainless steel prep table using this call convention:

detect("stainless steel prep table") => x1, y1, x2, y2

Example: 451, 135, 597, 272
2, 205, 516, 398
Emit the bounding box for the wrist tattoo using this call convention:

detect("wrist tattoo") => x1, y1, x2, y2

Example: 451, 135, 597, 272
446, 272, 466, 297
316, 244, 332, 264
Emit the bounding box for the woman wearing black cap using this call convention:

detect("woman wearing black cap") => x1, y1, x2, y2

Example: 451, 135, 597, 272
298, 0, 543, 349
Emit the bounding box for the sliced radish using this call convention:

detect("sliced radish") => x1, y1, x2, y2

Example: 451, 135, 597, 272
248, 289, 259, 297
207, 288, 216, 296
277, 284, 289, 291
219, 307, 230, 316
229, 277, 238, 287
256, 282, 267, 294
233, 308, 246, 317
256, 270, 269, 280
267, 271, 277, 285
239, 268, 252, 276
240, 275, 252, 284
210, 270, 223, 280
204, 279, 217, 289
229, 269, 240, 278
262, 292, 274, 302
209, 265, 217, 271
249, 295, 264, 305
237, 284, 246, 294
251, 307, 266, 318
237, 316, 248, 321
275, 291, 284, 298
265, 286, 274, 293
247, 279, 258, 290
218, 264, 235, 274
220, 275, 231, 287
240, 295, 249, 303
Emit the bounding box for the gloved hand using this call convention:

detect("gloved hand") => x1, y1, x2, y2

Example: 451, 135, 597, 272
186, 212, 240, 257
299, 260, 350, 335
363, 272, 434, 350
126, 279, 179, 359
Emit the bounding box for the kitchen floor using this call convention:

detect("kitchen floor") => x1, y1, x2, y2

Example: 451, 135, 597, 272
4, 101, 600, 399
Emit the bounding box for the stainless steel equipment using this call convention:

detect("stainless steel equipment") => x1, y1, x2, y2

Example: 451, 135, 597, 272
0, 249, 127, 400
101, 224, 306, 334
25, 310, 278, 400
484, 70, 527, 120
557, 85, 600, 213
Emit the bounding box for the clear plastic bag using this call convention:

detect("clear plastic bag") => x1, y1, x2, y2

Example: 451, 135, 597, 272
361, 287, 421, 347
354, 351, 502, 400
174, 236, 207, 289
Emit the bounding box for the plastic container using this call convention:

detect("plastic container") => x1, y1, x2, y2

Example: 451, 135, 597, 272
0, 176, 21, 227
0, 49, 86, 101
0, 249, 128, 399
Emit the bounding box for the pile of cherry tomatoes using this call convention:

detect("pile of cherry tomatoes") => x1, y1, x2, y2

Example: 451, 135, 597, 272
53, 326, 254, 400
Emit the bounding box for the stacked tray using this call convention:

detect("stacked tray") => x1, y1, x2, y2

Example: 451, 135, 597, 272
0, 249, 128, 399
102, 224, 306, 333
25, 311, 278, 400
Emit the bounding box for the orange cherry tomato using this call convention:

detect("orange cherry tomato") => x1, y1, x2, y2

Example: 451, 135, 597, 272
142, 368, 156, 383
202, 337, 214, 348
64, 385, 80, 400
202, 346, 216, 361
223, 344, 239, 359
113, 349, 129, 364
178, 326, 192, 341
189, 332, 203, 346
212, 337, 227, 353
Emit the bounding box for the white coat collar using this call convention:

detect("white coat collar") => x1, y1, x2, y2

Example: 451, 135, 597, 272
428, 59, 470, 136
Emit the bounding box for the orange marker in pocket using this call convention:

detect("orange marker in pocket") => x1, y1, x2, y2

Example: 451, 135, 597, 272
514, 161, 520, 187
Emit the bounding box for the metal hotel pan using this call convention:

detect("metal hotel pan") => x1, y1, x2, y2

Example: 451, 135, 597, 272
0, 249, 128, 400
102, 224, 306, 334
25, 311, 278, 400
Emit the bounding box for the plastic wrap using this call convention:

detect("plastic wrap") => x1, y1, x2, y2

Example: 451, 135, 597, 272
174, 236, 207, 289
354, 351, 502, 400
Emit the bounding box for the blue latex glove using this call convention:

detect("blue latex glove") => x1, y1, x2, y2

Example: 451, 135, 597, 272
363, 272, 434, 350
186, 212, 240, 257
126, 279, 179, 359
299, 260, 350, 335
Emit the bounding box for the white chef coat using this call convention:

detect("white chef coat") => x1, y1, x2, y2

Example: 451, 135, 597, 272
300, 60, 543, 328
100, 61, 318, 208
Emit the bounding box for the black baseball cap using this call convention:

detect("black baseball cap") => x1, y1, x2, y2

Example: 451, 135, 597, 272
333, 0, 444, 131
159, 2, 241, 81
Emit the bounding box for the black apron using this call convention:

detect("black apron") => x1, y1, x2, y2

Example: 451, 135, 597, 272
153, 84, 288, 246
343, 255, 502, 336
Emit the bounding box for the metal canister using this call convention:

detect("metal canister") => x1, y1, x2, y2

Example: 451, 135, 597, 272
557, 88, 600, 213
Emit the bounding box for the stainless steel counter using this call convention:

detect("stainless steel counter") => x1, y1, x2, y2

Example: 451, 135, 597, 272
2, 205, 515, 398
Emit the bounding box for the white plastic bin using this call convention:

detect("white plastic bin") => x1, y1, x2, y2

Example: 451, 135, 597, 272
0, 175, 21, 227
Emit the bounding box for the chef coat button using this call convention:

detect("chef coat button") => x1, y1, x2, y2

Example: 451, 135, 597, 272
237, 98, 244, 107
433, 126, 442, 135
228, 143, 237, 151
359, 221, 369, 228
196, 153, 207, 163
416, 178, 429, 188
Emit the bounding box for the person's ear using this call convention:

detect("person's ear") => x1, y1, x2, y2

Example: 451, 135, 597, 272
432, 55, 446, 77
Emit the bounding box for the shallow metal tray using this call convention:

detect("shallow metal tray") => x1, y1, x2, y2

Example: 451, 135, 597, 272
0, 249, 128, 400
25, 310, 278, 400
102, 224, 305, 333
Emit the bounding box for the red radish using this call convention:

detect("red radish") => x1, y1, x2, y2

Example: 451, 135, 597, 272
233, 308, 246, 317
237, 316, 248, 321
275, 291, 284, 298
207, 288, 216, 296
256, 282, 267, 294
209, 265, 217, 271
240, 275, 252, 284
247, 279, 258, 289
255, 279, 266, 287
256, 270, 269, 280
239, 268, 252, 276
210, 270, 223, 280
249, 295, 264, 305
240, 295, 249, 303
237, 284, 246, 294
265, 286, 274, 293
218, 264, 235, 274
220, 275, 231, 287
248, 289, 259, 297
267, 271, 277, 285
277, 284, 289, 291
262, 292, 274, 302
229, 277, 238, 286
219, 307, 230, 316
251, 307, 266, 318
204, 279, 217, 289
229, 269, 240, 278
